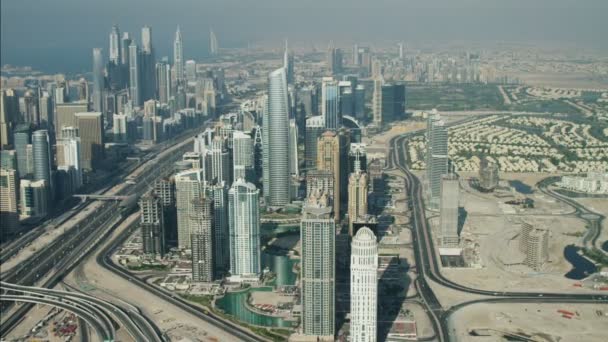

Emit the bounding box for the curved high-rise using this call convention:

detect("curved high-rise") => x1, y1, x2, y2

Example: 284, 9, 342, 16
32, 130, 52, 190
266, 68, 290, 207
228, 179, 260, 277
350, 227, 378, 342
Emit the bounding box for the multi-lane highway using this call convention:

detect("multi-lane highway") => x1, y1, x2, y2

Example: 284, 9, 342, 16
0, 124, 207, 338
388, 129, 608, 341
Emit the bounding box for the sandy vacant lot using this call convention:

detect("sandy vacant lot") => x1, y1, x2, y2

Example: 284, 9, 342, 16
448, 302, 608, 342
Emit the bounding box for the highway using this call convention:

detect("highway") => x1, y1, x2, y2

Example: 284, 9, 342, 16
0, 123, 207, 339
97, 218, 267, 342
0, 294, 112, 341
388, 128, 608, 341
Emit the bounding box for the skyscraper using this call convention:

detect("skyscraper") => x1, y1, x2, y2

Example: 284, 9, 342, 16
479, 157, 499, 191
56, 131, 82, 191
207, 137, 231, 185
348, 171, 368, 236
348, 143, 367, 174
228, 179, 261, 278
327, 44, 343, 74
321, 77, 340, 129
205, 181, 229, 275
381, 83, 406, 123
76, 112, 104, 171
128, 42, 140, 106
266, 68, 290, 207
92, 48, 104, 112
372, 78, 383, 126
32, 130, 52, 193
173, 27, 184, 84
232, 131, 254, 182
350, 227, 378, 342
283, 40, 294, 84
55, 101, 88, 137
288, 119, 299, 178
13, 125, 31, 178
209, 29, 219, 56
305, 115, 324, 171
120, 32, 131, 66
0, 168, 19, 240
109, 25, 121, 64
317, 131, 341, 220
175, 169, 205, 249
190, 197, 215, 282
20, 179, 48, 219
140, 26, 156, 102
140, 192, 165, 258
426, 110, 448, 210
300, 190, 335, 339
155, 61, 171, 104
439, 174, 459, 247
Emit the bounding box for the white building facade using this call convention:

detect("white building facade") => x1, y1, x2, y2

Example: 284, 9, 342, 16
350, 227, 378, 342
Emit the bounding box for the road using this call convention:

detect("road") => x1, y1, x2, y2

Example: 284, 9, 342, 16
387, 129, 608, 341
97, 218, 266, 342
1, 123, 207, 338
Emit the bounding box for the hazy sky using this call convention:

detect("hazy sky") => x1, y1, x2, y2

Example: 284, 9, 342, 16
2, 0, 607, 73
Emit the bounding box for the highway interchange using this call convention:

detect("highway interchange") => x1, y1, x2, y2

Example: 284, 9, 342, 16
387, 127, 608, 341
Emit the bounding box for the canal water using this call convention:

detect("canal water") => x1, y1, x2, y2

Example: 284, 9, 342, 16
602, 240, 608, 253
563, 245, 597, 280
509, 180, 534, 194
215, 247, 299, 327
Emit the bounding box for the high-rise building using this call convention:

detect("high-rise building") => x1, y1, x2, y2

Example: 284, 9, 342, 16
140, 26, 156, 102
352, 43, 360, 66
112, 114, 128, 143
372, 78, 383, 126
140, 192, 165, 258
109, 25, 121, 64
0, 168, 20, 239
0, 150, 17, 171
520, 223, 549, 271
306, 170, 334, 199
1, 90, 15, 148
20, 179, 48, 219
128, 42, 141, 106
120, 32, 131, 66
439, 174, 459, 247
55, 102, 88, 137
305, 115, 324, 171
13, 125, 31, 178
327, 44, 343, 75
354, 85, 365, 120
300, 190, 335, 338
32, 130, 52, 193
288, 119, 299, 178
266, 68, 290, 207
426, 110, 448, 210
75, 112, 104, 171
348, 172, 368, 236
479, 157, 499, 191
92, 48, 104, 112
173, 27, 184, 84
209, 29, 219, 56
348, 143, 367, 174
190, 197, 215, 282
350, 227, 378, 342
233, 131, 254, 182
299, 85, 318, 117
175, 169, 205, 249
205, 181, 229, 275
207, 137, 231, 185
283, 41, 294, 84
317, 131, 341, 220
38, 94, 52, 129
155, 61, 171, 104
185, 60, 196, 82
321, 77, 340, 129
56, 130, 82, 191
228, 179, 261, 278
381, 83, 406, 123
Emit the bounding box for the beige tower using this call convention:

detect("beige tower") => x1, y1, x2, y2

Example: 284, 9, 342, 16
75, 112, 104, 171
317, 130, 341, 221
348, 171, 368, 236
0, 168, 20, 238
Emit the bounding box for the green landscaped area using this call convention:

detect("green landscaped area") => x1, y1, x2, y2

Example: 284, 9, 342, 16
406, 83, 506, 111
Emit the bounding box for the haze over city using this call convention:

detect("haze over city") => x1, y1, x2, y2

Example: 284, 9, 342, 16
1, 1, 607, 342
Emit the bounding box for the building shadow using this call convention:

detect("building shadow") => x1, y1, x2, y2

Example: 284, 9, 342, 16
457, 206, 468, 236
377, 255, 411, 341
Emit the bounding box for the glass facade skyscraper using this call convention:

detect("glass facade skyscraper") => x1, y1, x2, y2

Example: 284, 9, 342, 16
228, 180, 260, 277
266, 68, 290, 207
